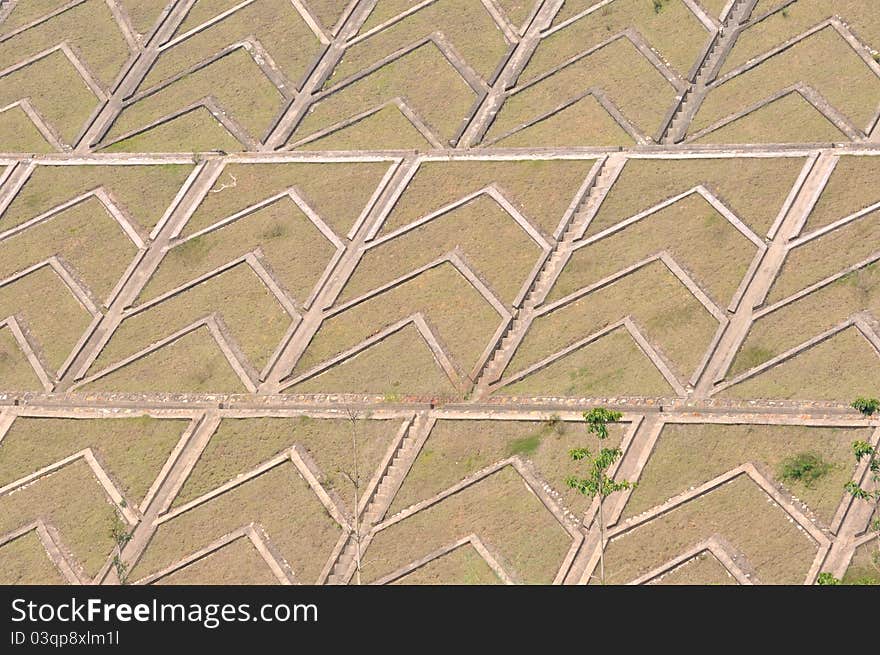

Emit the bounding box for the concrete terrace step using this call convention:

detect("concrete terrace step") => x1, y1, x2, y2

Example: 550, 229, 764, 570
471, 159, 618, 395
662, 0, 760, 144
325, 415, 432, 584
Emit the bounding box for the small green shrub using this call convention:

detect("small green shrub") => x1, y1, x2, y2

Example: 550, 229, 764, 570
852, 397, 880, 416
817, 572, 841, 585
109, 512, 132, 584
780, 452, 832, 488
584, 407, 622, 440
261, 222, 287, 239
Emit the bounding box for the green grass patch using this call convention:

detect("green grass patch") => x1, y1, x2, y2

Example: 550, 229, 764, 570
506, 433, 543, 457
780, 452, 833, 488
849, 575, 880, 585
736, 346, 776, 371
506, 417, 565, 457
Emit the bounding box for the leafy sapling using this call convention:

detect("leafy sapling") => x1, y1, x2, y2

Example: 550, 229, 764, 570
852, 397, 880, 416
818, 440, 879, 585
844, 440, 880, 578
565, 408, 634, 585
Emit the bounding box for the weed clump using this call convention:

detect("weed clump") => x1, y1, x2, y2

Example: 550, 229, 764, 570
780, 452, 832, 488
852, 397, 880, 416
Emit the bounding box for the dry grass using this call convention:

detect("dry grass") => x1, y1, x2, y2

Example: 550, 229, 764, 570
108, 48, 285, 148
488, 93, 635, 147
843, 539, 880, 585
0, 461, 123, 579
488, 37, 677, 145
646, 551, 737, 585
90, 263, 292, 376
291, 42, 478, 148
697, 0, 730, 19
495, 0, 536, 27
551, 192, 757, 308
174, 416, 401, 515
175, 0, 253, 36
767, 208, 880, 304
187, 161, 391, 237
501, 325, 674, 396
602, 474, 819, 584
84, 326, 248, 393
340, 194, 543, 306
1, 0, 72, 35
0, 266, 93, 374
0, 50, 101, 145
589, 156, 807, 237
0, 327, 43, 390
150, 0, 322, 90
118, 0, 170, 36
306, 0, 351, 30
803, 156, 880, 233
131, 462, 343, 584
294, 262, 502, 378
296, 104, 432, 150
750, 0, 789, 18
695, 26, 880, 135
729, 262, 880, 379
0, 0, 130, 88
361, 466, 572, 584
693, 91, 847, 144
103, 106, 244, 153
508, 260, 719, 382
140, 195, 337, 305
0, 107, 54, 153
623, 423, 869, 524
527, 0, 710, 81
551, 0, 602, 27
290, 324, 459, 396
390, 418, 625, 518
722, 0, 880, 78
0, 416, 186, 503
390, 542, 504, 584
155, 535, 280, 585
722, 325, 880, 401
2, 164, 193, 234
381, 159, 595, 238
0, 529, 69, 584
334, 0, 511, 84
0, 196, 138, 302
360, 0, 435, 33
